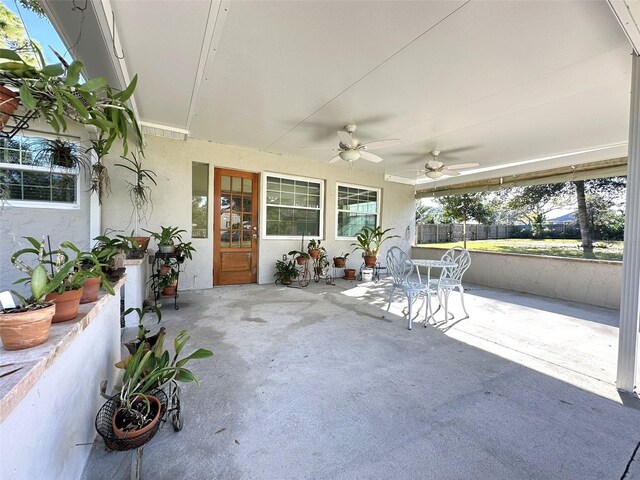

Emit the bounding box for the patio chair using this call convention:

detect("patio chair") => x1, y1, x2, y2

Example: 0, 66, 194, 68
430, 247, 471, 322
383, 246, 436, 330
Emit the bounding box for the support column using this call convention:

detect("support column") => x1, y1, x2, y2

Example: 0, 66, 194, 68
617, 52, 640, 394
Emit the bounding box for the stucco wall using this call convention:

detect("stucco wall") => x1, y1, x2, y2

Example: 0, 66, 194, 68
102, 135, 415, 288
0, 121, 92, 295
411, 247, 622, 309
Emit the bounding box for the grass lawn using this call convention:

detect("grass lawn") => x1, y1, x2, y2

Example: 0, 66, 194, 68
418, 239, 623, 261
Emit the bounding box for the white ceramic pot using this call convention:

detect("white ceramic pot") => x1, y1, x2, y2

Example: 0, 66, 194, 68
361, 267, 373, 282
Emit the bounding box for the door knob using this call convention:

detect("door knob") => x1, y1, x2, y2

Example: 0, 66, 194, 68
252, 234, 257, 238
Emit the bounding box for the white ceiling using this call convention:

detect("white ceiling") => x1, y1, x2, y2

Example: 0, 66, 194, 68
45, 0, 636, 188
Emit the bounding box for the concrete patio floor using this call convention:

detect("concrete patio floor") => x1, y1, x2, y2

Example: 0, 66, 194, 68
83, 279, 640, 480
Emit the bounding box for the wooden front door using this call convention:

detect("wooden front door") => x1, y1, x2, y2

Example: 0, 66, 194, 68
214, 169, 259, 285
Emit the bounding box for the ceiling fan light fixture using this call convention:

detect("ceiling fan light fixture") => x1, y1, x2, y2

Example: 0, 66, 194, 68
425, 170, 444, 179
339, 150, 360, 162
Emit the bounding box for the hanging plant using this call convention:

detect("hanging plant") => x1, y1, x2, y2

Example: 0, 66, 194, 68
29, 137, 90, 171
115, 153, 157, 225
87, 134, 112, 206
0, 47, 143, 157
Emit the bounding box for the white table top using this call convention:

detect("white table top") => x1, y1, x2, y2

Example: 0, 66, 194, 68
413, 259, 456, 268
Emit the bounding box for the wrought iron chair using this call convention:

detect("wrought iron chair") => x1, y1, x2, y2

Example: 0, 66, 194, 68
429, 247, 471, 322
383, 246, 436, 330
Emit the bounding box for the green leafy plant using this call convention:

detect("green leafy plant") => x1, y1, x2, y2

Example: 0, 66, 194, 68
307, 239, 322, 251
144, 226, 186, 247
29, 137, 90, 171
274, 258, 299, 284
175, 241, 196, 261
0, 47, 143, 156
351, 226, 399, 257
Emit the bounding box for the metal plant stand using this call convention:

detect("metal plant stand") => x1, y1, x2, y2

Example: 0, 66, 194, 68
152, 252, 184, 310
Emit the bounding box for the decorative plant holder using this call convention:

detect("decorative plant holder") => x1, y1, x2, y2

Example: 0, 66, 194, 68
45, 288, 83, 322
80, 277, 101, 304
361, 267, 374, 282
96, 389, 167, 451
0, 303, 55, 350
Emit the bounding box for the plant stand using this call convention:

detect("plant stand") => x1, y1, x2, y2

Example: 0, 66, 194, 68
296, 258, 311, 287
152, 252, 184, 310
356, 261, 387, 283
312, 256, 333, 285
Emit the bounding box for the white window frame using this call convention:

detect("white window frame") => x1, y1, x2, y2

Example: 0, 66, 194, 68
261, 172, 324, 240
0, 133, 81, 210
335, 182, 381, 240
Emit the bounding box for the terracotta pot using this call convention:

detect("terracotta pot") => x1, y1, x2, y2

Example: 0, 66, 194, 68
45, 288, 83, 322
308, 249, 321, 259
162, 285, 177, 296
112, 395, 162, 447
296, 256, 307, 265
0, 85, 19, 129
344, 268, 357, 280
160, 265, 171, 276
132, 236, 150, 251
333, 257, 346, 268
80, 277, 101, 304
364, 255, 378, 267
0, 303, 55, 350
282, 277, 292, 286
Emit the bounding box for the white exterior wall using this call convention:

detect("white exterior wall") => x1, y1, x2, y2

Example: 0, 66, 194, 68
102, 136, 416, 288
0, 288, 121, 480
412, 247, 622, 309
0, 121, 92, 294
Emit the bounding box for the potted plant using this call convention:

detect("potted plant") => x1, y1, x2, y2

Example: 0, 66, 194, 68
274, 258, 299, 285
307, 239, 324, 260
288, 250, 310, 265
30, 137, 89, 171
333, 252, 350, 269
0, 238, 74, 350
158, 270, 178, 296
0, 48, 143, 157
144, 226, 186, 254
351, 226, 399, 267
77, 248, 116, 304
106, 311, 213, 446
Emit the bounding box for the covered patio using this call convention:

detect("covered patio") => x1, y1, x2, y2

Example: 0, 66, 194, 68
83, 281, 639, 479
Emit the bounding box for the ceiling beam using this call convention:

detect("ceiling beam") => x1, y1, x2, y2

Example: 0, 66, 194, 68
415, 157, 628, 198
608, 0, 640, 54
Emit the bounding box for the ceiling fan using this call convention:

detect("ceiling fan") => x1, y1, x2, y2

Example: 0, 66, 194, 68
304, 124, 399, 164
422, 149, 479, 179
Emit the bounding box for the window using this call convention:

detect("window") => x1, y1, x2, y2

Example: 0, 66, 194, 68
264, 173, 323, 238
0, 135, 79, 208
192, 162, 209, 238
336, 183, 380, 238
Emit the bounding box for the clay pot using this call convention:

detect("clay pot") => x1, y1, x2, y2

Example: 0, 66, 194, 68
132, 236, 150, 251
162, 283, 177, 296
364, 255, 377, 267
160, 265, 171, 276
333, 257, 346, 268
308, 249, 321, 260
0, 303, 55, 350
296, 256, 307, 265
282, 277, 292, 286
112, 395, 162, 448
80, 277, 101, 304
344, 268, 357, 280
45, 288, 84, 322
0, 85, 19, 129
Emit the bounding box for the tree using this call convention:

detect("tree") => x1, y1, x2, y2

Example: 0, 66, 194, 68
438, 193, 492, 248
506, 183, 569, 225
415, 202, 443, 224
0, 2, 40, 66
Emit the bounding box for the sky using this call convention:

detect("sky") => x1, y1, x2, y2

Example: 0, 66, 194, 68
4, 0, 70, 65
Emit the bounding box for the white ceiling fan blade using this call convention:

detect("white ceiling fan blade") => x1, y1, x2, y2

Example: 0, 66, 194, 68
359, 151, 384, 163
337, 130, 353, 147
362, 139, 400, 150
441, 169, 461, 176
329, 155, 342, 164
301, 145, 339, 150
427, 159, 444, 169
446, 162, 480, 170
